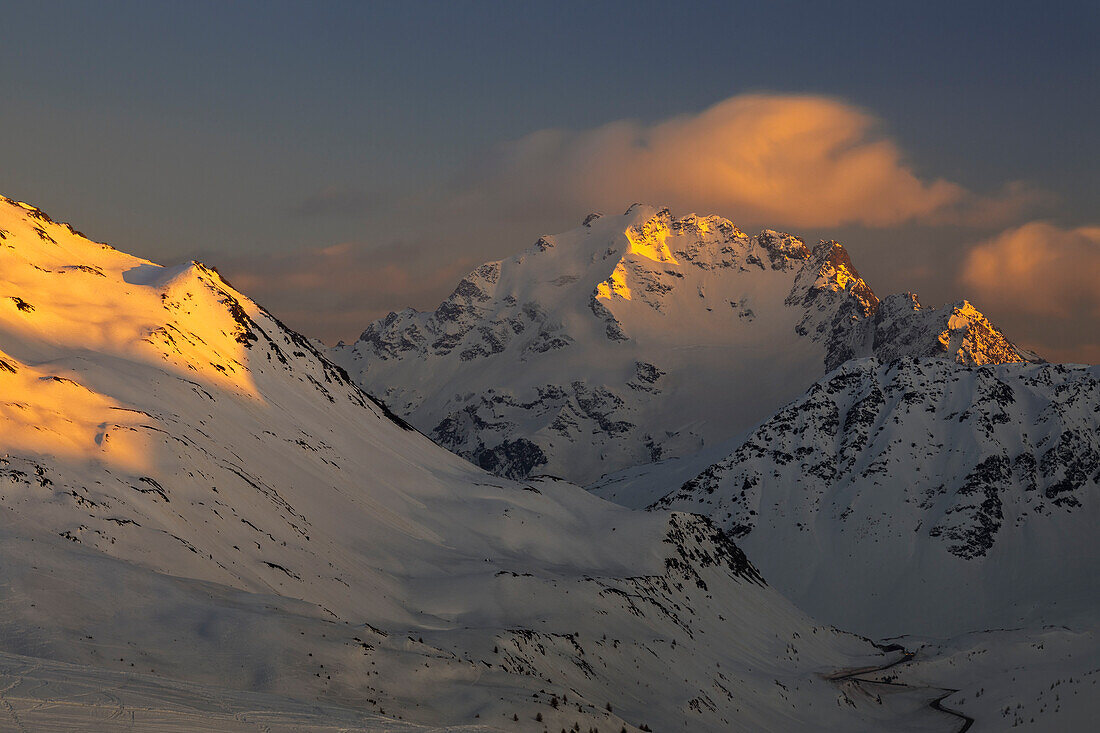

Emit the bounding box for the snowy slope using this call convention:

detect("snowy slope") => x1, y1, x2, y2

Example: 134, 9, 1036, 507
332, 206, 1035, 484
867, 625, 1100, 732
0, 195, 968, 731
593, 357, 1100, 638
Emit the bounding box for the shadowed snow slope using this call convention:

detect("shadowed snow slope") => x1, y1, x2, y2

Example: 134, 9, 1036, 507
0, 195, 962, 731
332, 206, 1035, 484
593, 357, 1100, 638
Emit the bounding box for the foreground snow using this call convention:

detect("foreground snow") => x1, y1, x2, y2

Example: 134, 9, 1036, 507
0, 649, 435, 732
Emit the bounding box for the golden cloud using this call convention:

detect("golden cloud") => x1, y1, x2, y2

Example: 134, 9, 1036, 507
961, 221, 1100, 318
461, 93, 1035, 228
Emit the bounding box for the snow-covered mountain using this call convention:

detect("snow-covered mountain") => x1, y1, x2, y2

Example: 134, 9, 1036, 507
332, 205, 1036, 484
592, 357, 1100, 638
0, 195, 968, 731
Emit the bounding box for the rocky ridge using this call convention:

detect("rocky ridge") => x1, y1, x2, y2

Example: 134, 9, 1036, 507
593, 357, 1099, 636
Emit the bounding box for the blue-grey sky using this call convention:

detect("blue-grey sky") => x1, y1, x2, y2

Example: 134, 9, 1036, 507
2, 1, 1097, 359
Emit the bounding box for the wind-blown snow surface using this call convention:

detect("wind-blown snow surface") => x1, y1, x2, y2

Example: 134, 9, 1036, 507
0, 196, 959, 731
332, 206, 1034, 484
593, 357, 1100, 638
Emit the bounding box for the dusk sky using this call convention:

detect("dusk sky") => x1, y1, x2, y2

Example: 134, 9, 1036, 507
2, 0, 1097, 360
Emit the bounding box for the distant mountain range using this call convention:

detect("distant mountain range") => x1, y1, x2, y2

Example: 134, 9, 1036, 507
332, 205, 1037, 484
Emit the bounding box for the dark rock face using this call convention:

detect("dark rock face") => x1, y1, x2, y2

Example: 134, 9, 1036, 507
664, 513, 767, 588
428, 380, 645, 479
928, 455, 1010, 558
788, 241, 880, 373
471, 438, 548, 479
588, 294, 629, 342
756, 230, 811, 269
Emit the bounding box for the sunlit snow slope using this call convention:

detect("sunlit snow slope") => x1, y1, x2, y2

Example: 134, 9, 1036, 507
332, 206, 1035, 484
0, 196, 956, 731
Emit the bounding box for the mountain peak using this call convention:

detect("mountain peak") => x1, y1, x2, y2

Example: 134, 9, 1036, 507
938, 299, 1037, 364
871, 294, 1036, 366
0, 195, 375, 410
802, 239, 880, 316
334, 205, 1037, 482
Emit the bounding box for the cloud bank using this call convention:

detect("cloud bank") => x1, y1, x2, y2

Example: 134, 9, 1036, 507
961, 221, 1100, 319
456, 94, 1033, 229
